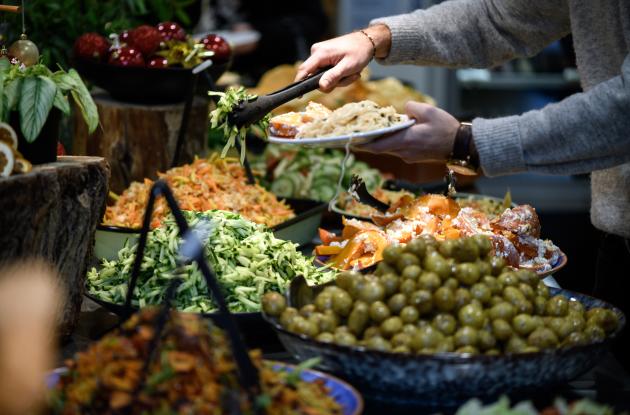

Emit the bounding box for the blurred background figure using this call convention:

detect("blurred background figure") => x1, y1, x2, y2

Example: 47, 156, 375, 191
0, 260, 63, 415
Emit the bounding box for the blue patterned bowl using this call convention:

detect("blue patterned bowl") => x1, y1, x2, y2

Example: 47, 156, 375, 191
264, 281, 625, 407
47, 362, 363, 415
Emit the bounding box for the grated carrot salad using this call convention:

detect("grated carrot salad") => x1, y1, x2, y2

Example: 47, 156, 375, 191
103, 154, 295, 229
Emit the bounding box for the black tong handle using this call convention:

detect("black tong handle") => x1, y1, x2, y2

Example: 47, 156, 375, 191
229, 66, 331, 128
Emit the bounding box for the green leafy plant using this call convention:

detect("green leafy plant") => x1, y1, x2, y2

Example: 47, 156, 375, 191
0, 59, 98, 142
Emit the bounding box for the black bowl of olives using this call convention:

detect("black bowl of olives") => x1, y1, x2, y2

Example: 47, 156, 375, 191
261, 235, 625, 407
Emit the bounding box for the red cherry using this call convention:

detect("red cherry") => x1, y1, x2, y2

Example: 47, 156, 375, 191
130, 25, 162, 56
147, 56, 168, 68
57, 142, 66, 156
119, 30, 132, 46
156, 21, 186, 42
74, 33, 110, 62
200, 34, 231, 64
108, 46, 145, 67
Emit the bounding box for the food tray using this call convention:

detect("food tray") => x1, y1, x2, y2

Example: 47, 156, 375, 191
264, 280, 625, 407
95, 198, 326, 260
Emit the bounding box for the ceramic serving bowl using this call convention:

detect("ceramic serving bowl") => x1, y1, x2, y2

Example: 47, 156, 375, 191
263, 279, 625, 407
47, 361, 363, 415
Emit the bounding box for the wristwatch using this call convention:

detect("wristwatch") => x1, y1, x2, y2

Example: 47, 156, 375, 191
446, 122, 480, 176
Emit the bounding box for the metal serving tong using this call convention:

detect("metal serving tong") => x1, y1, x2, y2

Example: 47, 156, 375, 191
349, 175, 390, 213
228, 66, 332, 129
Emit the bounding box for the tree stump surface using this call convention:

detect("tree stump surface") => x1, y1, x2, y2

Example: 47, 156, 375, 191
0, 156, 110, 337
73, 93, 209, 193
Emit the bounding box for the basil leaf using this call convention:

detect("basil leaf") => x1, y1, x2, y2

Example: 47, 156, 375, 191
19, 76, 57, 143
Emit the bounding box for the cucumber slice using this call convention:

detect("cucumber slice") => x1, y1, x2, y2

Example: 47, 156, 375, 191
271, 173, 303, 198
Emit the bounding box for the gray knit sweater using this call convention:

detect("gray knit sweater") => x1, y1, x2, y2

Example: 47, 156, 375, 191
372, 0, 630, 238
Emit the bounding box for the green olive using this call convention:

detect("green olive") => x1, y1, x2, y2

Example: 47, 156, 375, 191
503, 286, 526, 305
380, 316, 404, 338
402, 264, 422, 280
536, 281, 550, 298
505, 336, 528, 353
489, 296, 504, 306
566, 314, 585, 333
455, 345, 479, 354
336, 271, 361, 291
455, 263, 481, 285
369, 301, 391, 323
424, 252, 451, 279
399, 279, 417, 296
492, 319, 513, 341
433, 313, 457, 335
391, 332, 412, 348
382, 245, 404, 265
299, 304, 317, 318
458, 303, 485, 329
331, 290, 353, 317
363, 326, 381, 339
380, 273, 400, 297
419, 235, 438, 250
334, 331, 357, 346
348, 304, 369, 335
531, 316, 545, 330
567, 300, 585, 314
261, 292, 287, 316
314, 291, 334, 312
452, 239, 480, 262
522, 346, 540, 353
478, 330, 497, 351
485, 349, 500, 356
365, 336, 392, 351
402, 324, 418, 337
488, 302, 516, 321
409, 289, 433, 315
562, 331, 588, 348
388, 293, 408, 314
334, 325, 350, 335
586, 308, 619, 333
405, 238, 428, 258
528, 327, 559, 349
444, 277, 459, 290
512, 314, 536, 336
289, 316, 318, 337
357, 279, 386, 303
396, 253, 421, 273
454, 288, 472, 309
454, 326, 479, 347
534, 296, 547, 315
418, 272, 442, 292
412, 326, 444, 350
489, 256, 507, 276
435, 337, 455, 353
433, 286, 456, 312
515, 269, 538, 286
439, 239, 457, 257
279, 307, 299, 328
584, 324, 606, 343
316, 332, 335, 343
518, 283, 535, 301
319, 311, 339, 332
348, 277, 366, 300
375, 262, 397, 276
470, 283, 492, 304
400, 305, 420, 324
548, 317, 572, 340
514, 299, 534, 315
471, 234, 493, 257
545, 295, 569, 317
498, 272, 519, 287
393, 345, 411, 354
482, 276, 501, 295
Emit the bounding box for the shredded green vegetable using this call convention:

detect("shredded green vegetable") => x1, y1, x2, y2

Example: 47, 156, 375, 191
456, 396, 617, 415
87, 210, 334, 313
209, 86, 270, 163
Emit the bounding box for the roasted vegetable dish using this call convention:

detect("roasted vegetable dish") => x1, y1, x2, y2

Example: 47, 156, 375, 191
316, 193, 560, 273
49, 308, 343, 414
253, 145, 384, 202
265, 235, 619, 355
103, 154, 294, 229
89, 210, 335, 313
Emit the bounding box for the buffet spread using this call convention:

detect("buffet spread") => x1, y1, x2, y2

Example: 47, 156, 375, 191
0, 22, 625, 412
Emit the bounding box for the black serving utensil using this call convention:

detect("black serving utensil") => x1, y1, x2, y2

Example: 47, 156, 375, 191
348, 175, 390, 213
227, 66, 332, 129
124, 180, 261, 405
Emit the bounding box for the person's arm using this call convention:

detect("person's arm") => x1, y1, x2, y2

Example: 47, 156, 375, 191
373, 0, 570, 68
474, 54, 630, 176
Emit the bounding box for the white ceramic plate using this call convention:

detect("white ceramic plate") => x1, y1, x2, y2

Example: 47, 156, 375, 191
267, 116, 415, 148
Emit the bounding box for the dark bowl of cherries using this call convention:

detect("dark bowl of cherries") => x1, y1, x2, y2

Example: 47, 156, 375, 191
73, 22, 230, 104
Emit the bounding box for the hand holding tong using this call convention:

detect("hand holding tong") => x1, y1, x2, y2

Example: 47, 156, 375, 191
228, 66, 332, 129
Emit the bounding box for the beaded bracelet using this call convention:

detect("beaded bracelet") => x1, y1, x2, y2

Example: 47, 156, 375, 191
358, 29, 376, 58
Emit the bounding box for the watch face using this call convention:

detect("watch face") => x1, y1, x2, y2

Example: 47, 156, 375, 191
446, 162, 478, 176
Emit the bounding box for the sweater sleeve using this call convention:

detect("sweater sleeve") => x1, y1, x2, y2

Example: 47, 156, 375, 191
371, 0, 570, 68
473, 54, 630, 177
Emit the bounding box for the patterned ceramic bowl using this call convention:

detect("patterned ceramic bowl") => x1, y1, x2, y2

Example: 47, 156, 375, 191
263, 278, 625, 407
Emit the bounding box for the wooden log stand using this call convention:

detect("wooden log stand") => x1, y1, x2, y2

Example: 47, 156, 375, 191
73, 93, 209, 194
0, 156, 110, 337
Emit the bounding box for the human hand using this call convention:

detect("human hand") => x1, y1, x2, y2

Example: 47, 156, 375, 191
355, 101, 460, 164
295, 24, 392, 92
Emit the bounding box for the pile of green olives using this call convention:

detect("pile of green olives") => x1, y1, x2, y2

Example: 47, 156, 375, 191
262, 235, 619, 355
